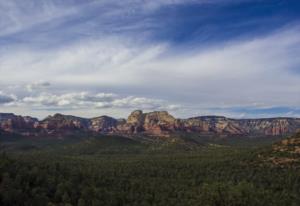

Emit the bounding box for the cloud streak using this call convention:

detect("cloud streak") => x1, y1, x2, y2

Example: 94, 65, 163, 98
17, 92, 180, 112
0, 0, 81, 37
0, 0, 299, 118
0, 0, 206, 38
1, 26, 300, 106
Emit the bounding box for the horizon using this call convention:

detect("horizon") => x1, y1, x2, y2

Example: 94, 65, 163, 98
1, 110, 300, 121
1, 0, 300, 119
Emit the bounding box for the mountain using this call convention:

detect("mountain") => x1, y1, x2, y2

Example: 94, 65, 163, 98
37, 113, 91, 135
0, 110, 300, 138
90, 116, 121, 132
0, 113, 38, 135
116, 110, 179, 136
185, 116, 300, 136
182, 116, 245, 135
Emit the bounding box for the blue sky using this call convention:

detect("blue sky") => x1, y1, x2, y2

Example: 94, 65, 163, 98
0, 0, 299, 119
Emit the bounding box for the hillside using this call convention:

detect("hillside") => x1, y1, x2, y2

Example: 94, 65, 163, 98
273, 132, 300, 154
266, 132, 300, 166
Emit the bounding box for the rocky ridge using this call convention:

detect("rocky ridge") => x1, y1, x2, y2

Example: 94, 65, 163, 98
0, 110, 300, 137
273, 132, 300, 154
265, 132, 300, 166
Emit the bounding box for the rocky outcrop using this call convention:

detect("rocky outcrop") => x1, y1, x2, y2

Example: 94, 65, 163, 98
273, 132, 300, 154
37, 114, 90, 134
234, 118, 300, 136
90, 116, 119, 132
0, 111, 300, 138
267, 132, 300, 166
117, 110, 178, 136
183, 116, 246, 135
0, 113, 38, 135
114, 111, 300, 137
181, 116, 300, 136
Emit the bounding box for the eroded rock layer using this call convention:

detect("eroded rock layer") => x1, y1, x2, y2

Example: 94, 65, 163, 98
0, 111, 300, 137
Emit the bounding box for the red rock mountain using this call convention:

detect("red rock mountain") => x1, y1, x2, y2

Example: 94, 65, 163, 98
0, 110, 300, 137
0, 113, 38, 135
37, 113, 90, 135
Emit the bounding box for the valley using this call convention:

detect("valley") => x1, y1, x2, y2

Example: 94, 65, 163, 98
1, 131, 300, 206
1, 111, 300, 205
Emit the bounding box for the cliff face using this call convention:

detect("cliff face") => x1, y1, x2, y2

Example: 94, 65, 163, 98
90, 116, 119, 132
182, 116, 246, 135
0, 111, 300, 137
236, 118, 300, 136
117, 110, 178, 136
38, 114, 90, 133
0, 113, 38, 134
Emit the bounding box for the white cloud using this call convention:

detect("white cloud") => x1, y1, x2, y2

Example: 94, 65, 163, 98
2, 26, 299, 109
20, 92, 180, 112
107, 96, 165, 110
22, 92, 113, 108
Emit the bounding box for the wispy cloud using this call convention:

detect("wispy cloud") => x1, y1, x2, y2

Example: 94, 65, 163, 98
13, 91, 181, 113
0, 0, 299, 118
2, 26, 299, 106
26, 81, 51, 92
0, 0, 200, 38
0, 0, 82, 37
0, 0, 260, 49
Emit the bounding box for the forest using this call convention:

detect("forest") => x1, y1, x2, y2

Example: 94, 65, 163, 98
0, 134, 300, 206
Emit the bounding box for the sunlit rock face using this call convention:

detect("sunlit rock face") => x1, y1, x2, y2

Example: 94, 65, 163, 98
235, 118, 300, 136
182, 116, 245, 135
0, 113, 38, 135
143, 111, 176, 131
181, 117, 300, 136
273, 132, 300, 154
112, 112, 300, 137
90, 116, 118, 132
116, 110, 178, 136
37, 114, 91, 135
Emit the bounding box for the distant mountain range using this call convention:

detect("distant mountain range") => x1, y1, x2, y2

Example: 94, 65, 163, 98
1, 110, 300, 138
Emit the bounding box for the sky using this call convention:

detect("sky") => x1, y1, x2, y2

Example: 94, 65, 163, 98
0, 0, 300, 119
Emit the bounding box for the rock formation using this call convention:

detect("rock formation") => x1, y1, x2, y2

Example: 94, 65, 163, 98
0, 113, 38, 135
0, 111, 300, 138
90, 116, 119, 132
117, 110, 178, 136
38, 113, 90, 133
273, 132, 300, 154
